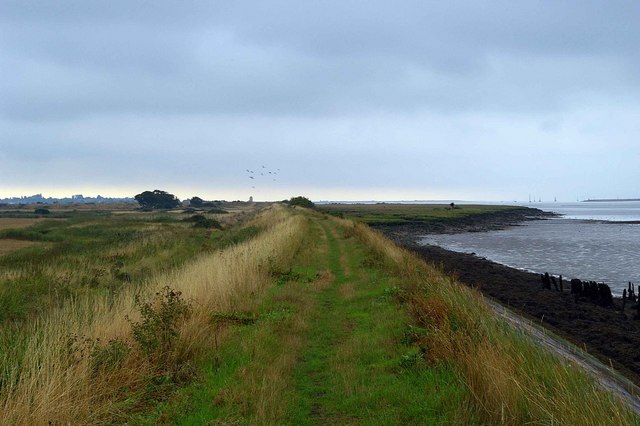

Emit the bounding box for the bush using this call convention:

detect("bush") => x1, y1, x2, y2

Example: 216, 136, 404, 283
183, 214, 222, 229
128, 287, 192, 366
193, 218, 222, 229
34, 208, 50, 215
190, 196, 204, 207
183, 214, 206, 223
207, 208, 228, 214
288, 196, 315, 208
190, 197, 224, 209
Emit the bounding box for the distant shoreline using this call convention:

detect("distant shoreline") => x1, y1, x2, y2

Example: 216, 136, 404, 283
583, 198, 640, 202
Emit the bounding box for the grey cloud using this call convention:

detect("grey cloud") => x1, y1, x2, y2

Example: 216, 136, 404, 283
2, 1, 640, 201
2, 1, 640, 121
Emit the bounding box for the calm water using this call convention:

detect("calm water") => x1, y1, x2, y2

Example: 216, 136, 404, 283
520, 201, 640, 222
418, 202, 640, 295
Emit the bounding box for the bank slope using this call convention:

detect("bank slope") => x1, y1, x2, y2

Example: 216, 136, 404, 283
141, 209, 636, 425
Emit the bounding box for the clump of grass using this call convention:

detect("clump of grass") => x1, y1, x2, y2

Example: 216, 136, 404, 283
89, 338, 131, 377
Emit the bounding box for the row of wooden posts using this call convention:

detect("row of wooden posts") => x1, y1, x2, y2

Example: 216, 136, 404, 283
622, 282, 640, 316
540, 272, 614, 306
540, 273, 640, 318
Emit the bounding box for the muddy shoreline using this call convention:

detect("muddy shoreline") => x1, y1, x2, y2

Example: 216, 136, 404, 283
371, 208, 640, 386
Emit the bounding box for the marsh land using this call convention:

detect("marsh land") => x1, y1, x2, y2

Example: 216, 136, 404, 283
0, 202, 636, 424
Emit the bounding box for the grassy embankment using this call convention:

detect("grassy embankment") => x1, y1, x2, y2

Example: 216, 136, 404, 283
0, 204, 636, 424
141, 207, 635, 424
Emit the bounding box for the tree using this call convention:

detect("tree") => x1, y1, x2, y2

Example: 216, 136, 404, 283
134, 190, 180, 209
288, 196, 315, 208
190, 196, 204, 207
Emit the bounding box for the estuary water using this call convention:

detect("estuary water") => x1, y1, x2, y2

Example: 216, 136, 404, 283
418, 201, 640, 295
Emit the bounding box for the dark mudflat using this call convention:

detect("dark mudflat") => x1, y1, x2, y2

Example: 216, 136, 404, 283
372, 211, 640, 386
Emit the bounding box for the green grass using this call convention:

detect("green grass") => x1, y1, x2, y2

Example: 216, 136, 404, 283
139, 211, 473, 424
318, 202, 521, 224
210, 225, 263, 250
2, 205, 634, 424
0, 211, 267, 325
0, 213, 196, 323
0, 209, 267, 404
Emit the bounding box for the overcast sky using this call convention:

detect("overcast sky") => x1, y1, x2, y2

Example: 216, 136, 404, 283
1, 1, 639, 201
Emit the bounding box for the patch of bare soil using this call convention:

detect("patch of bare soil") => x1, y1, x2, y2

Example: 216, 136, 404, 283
0, 239, 40, 256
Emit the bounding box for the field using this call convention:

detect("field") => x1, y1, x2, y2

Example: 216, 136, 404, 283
0, 203, 636, 424
0, 218, 60, 257
0, 218, 47, 230
0, 239, 42, 257
318, 202, 520, 223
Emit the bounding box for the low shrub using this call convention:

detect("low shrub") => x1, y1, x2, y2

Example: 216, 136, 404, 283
128, 287, 192, 367
193, 218, 222, 229
207, 208, 228, 214
182, 215, 222, 229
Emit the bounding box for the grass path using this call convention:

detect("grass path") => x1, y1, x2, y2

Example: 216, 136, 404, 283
141, 213, 469, 424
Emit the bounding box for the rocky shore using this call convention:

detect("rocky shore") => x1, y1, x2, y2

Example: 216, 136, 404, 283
371, 208, 640, 386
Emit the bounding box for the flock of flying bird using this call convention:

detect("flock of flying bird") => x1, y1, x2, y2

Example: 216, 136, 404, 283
245, 166, 280, 189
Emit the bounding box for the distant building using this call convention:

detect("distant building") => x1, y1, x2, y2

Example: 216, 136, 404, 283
249, 196, 253, 202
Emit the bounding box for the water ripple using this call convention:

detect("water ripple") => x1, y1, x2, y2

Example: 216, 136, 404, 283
419, 219, 640, 295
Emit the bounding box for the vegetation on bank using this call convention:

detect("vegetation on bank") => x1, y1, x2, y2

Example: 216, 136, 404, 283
0, 210, 235, 325
0, 205, 300, 424
318, 202, 522, 224
0, 204, 635, 424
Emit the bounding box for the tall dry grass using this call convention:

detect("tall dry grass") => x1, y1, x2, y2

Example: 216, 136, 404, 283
0, 205, 306, 425
347, 220, 637, 425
